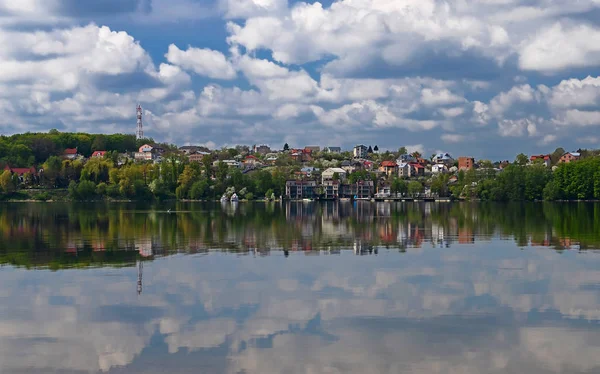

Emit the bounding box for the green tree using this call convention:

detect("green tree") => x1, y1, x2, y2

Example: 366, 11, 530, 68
398, 147, 407, 156
408, 181, 423, 196
515, 153, 529, 166
283, 143, 290, 151
0, 171, 16, 194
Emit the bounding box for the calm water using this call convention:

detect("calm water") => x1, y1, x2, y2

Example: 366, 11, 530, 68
1, 201, 600, 373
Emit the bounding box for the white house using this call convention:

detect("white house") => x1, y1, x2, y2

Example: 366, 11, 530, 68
322, 167, 347, 183
134, 144, 155, 161
433, 152, 454, 166
398, 162, 412, 178
431, 164, 448, 174
324, 146, 342, 154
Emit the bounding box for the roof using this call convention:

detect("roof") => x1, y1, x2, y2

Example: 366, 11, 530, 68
246, 155, 258, 159
565, 152, 581, 157
92, 151, 107, 156
341, 160, 352, 166
4, 166, 36, 175
410, 162, 425, 169
324, 167, 346, 174
64, 148, 78, 155
380, 161, 397, 167
326, 146, 341, 151
530, 154, 550, 160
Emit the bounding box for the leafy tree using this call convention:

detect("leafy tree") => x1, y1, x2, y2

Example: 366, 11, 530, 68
391, 178, 407, 194
515, 153, 529, 166
550, 147, 566, 165
42, 156, 63, 188
398, 147, 407, 156
408, 181, 423, 196
0, 171, 16, 194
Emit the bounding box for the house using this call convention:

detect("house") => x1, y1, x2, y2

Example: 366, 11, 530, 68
375, 186, 392, 198
433, 152, 454, 166
398, 162, 412, 178
353, 145, 368, 159
324, 146, 341, 154
348, 180, 375, 199
4, 166, 36, 178
362, 160, 374, 170
458, 157, 475, 171
398, 154, 416, 163
322, 167, 347, 183
265, 153, 279, 165
290, 148, 313, 163
410, 162, 425, 176
134, 144, 155, 161
63, 148, 79, 160
530, 154, 551, 167
304, 146, 320, 153
243, 155, 262, 166
91, 151, 107, 158
285, 180, 317, 199
253, 145, 271, 155
431, 164, 448, 174
179, 146, 205, 155
379, 161, 398, 177
322, 180, 341, 199
213, 159, 242, 168
559, 152, 581, 164
189, 152, 210, 163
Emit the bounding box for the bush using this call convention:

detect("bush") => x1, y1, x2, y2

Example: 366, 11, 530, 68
244, 192, 254, 200
32, 192, 50, 201
96, 182, 107, 196
77, 180, 97, 200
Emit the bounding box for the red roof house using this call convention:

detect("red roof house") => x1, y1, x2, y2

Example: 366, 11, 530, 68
4, 166, 36, 176
91, 151, 107, 158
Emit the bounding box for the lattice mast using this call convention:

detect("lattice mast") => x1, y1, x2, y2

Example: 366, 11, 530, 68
136, 104, 144, 140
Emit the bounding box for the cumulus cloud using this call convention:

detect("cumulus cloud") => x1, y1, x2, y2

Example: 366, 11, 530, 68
519, 23, 600, 72
165, 44, 237, 79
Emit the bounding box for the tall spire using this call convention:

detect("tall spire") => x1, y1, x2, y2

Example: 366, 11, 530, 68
136, 104, 144, 140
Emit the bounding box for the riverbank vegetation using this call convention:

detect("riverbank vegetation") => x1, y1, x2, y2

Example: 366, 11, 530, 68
1, 131, 599, 201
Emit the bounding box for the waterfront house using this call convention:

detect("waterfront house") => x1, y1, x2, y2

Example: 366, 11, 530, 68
285, 180, 317, 199
323, 180, 341, 199
559, 152, 581, 163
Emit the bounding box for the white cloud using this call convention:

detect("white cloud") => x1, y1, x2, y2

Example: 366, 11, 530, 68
220, 0, 287, 19
441, 133, 467, 143
556, 110, 600, 127
498, 118, 539, 137
165, 44, 236, 79
421, 88, 465, 107
519, 23, 600, 72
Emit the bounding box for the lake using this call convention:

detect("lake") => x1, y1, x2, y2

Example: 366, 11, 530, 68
0, 201, 599, 373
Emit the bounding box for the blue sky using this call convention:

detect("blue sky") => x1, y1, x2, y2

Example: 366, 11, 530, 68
1, 0, 600, 159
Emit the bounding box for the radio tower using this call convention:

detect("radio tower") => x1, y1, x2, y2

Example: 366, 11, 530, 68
136, 104, 144, 140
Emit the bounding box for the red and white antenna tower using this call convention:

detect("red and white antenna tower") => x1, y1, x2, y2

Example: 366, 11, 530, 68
136, 104, 144, 140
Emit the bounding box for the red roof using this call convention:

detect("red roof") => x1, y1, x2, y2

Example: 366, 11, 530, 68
92, 151, 107, 157
246, 155, 257, 159
64, 148, 78, 155
4, 166, 36, 175
381, 161, 397, 167
530, 154, 550, 161
410, 163, 425, 169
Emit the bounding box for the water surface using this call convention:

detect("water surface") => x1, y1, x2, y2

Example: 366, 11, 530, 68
0, 202, 599, 373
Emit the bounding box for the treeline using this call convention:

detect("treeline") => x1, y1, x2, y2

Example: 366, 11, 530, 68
450, 157, 600, 201
63, 156, 290, 201
0, 130, 156, 167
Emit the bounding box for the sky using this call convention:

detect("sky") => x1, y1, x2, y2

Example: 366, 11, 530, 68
1, 0, 600, 159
